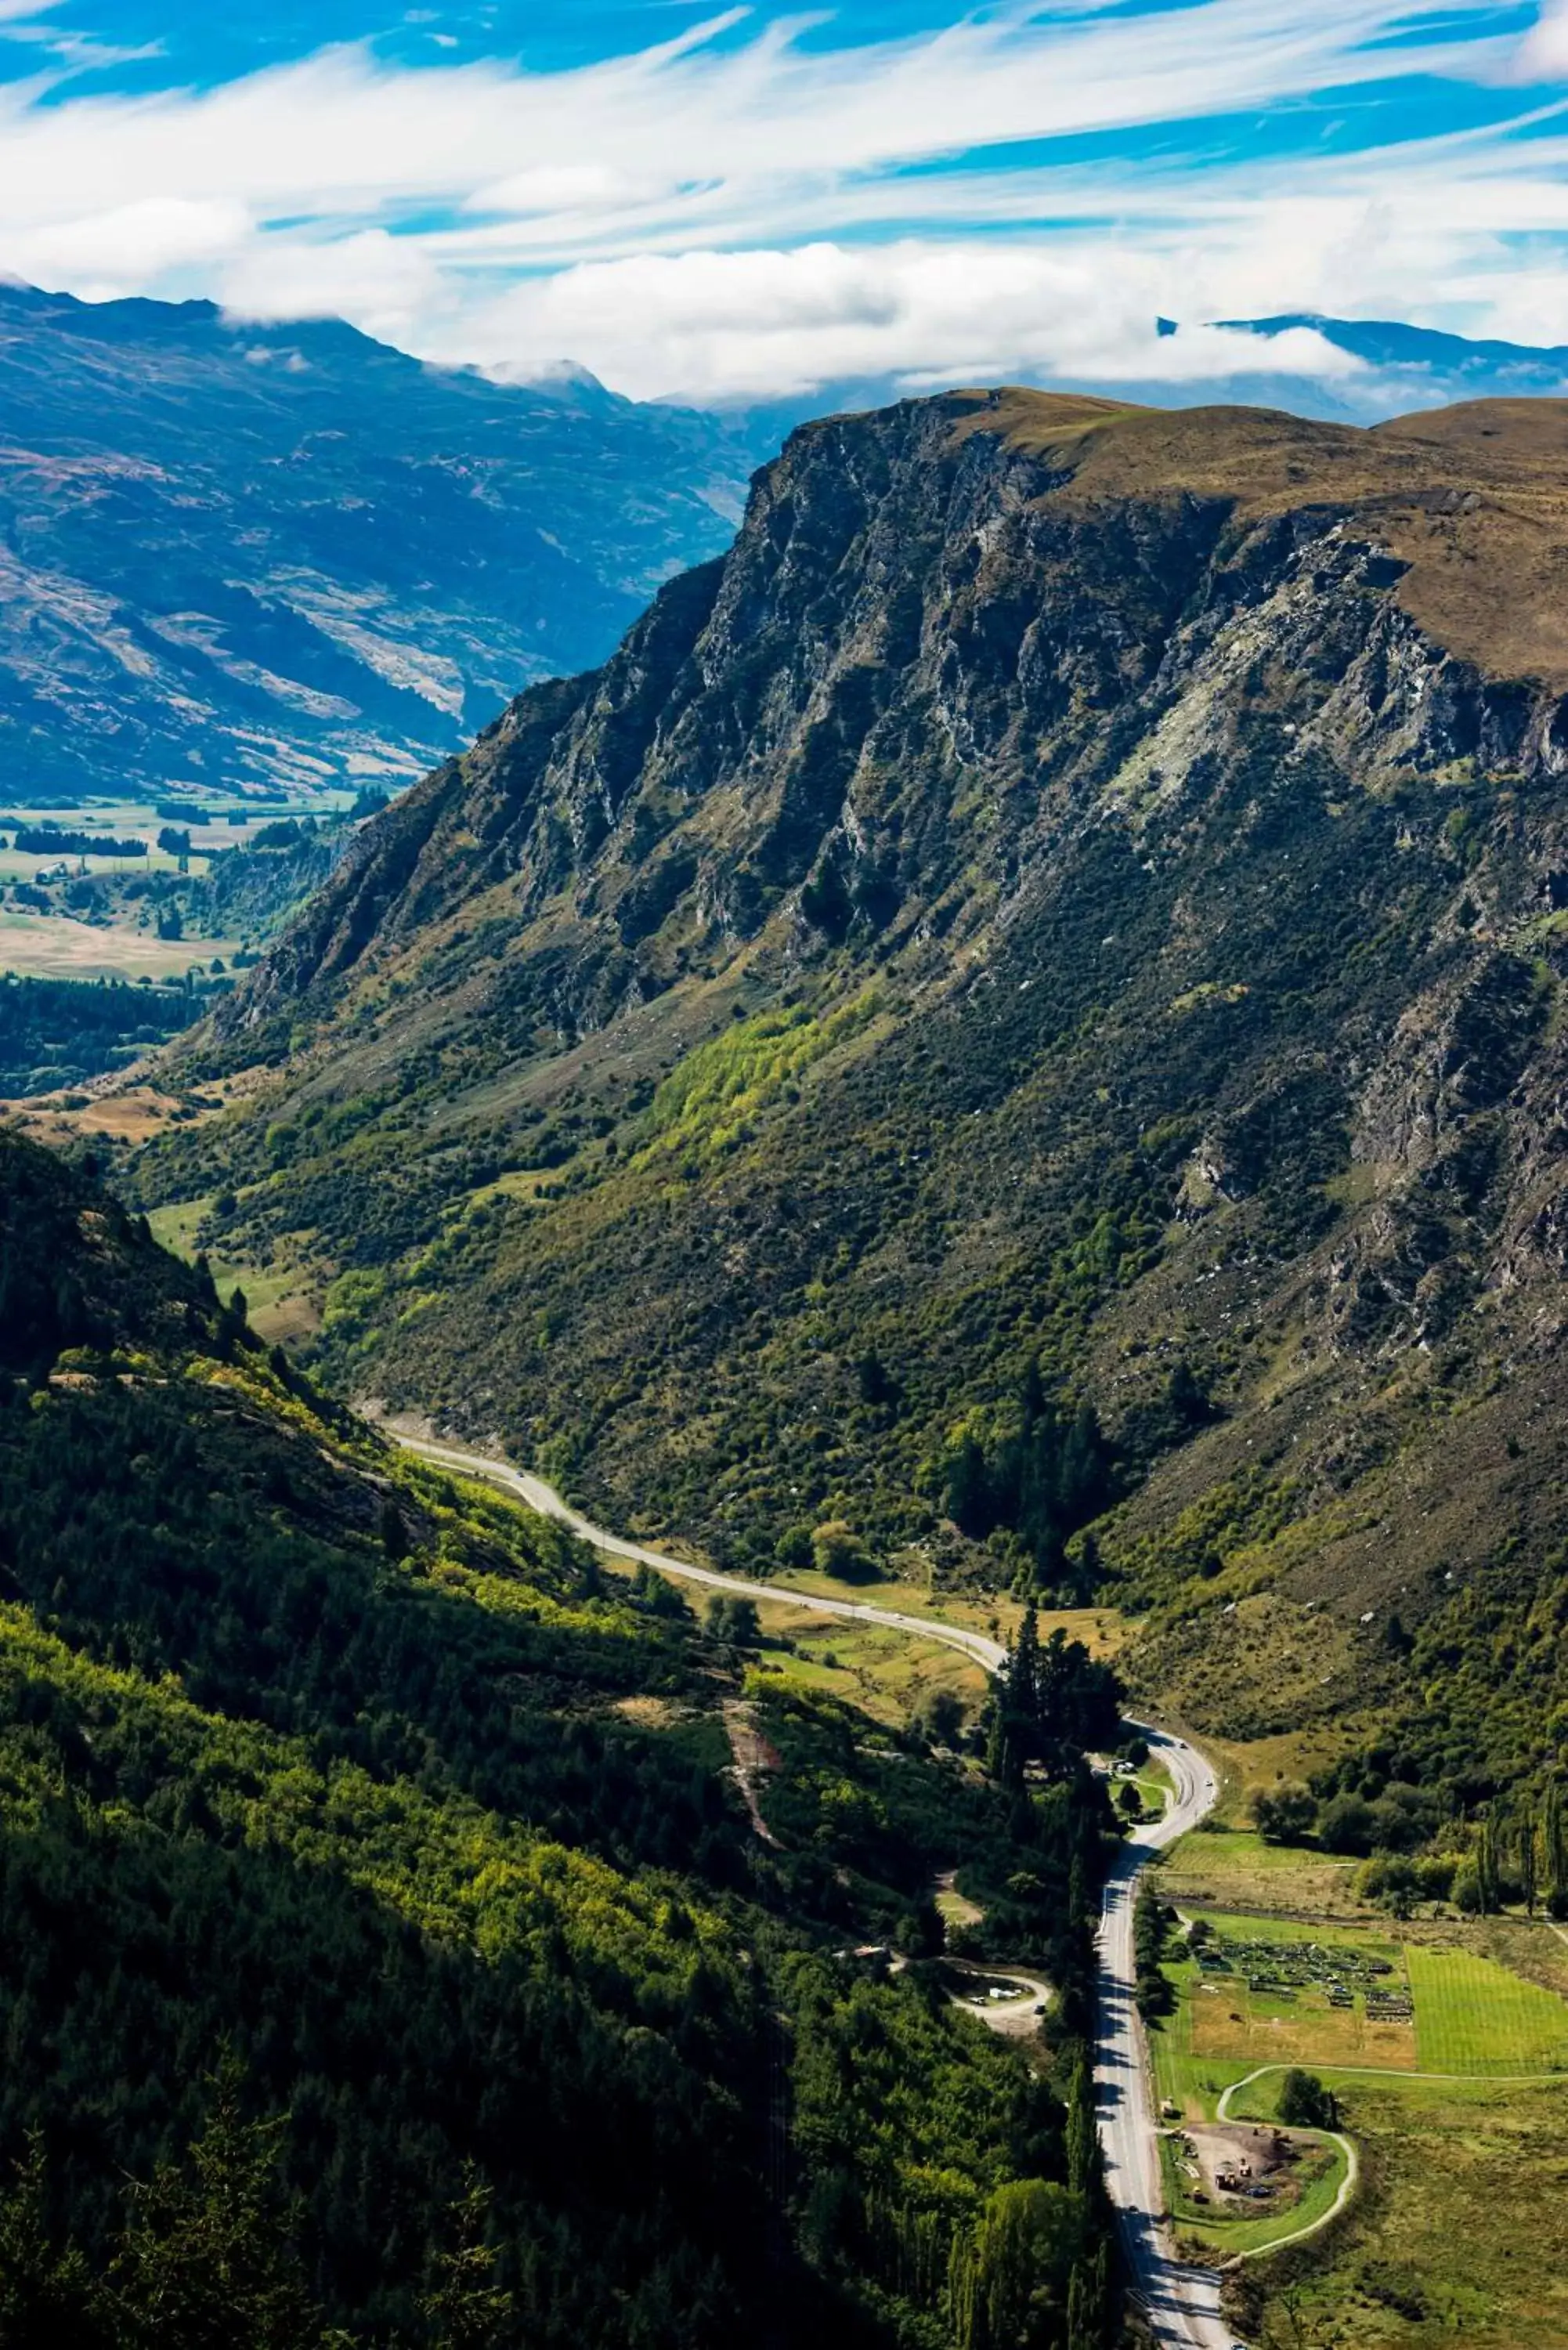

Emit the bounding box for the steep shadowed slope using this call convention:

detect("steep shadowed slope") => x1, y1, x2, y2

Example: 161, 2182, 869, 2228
134, 387, 1568, 1780
0, 1122, 1118, 2345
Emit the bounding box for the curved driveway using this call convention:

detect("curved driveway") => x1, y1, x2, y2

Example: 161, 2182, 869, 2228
389, 1434, 1237, 2346
1216, 2070, 1358, 2256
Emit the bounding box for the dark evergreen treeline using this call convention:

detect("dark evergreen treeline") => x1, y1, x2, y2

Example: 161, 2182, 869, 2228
1131, 1885, 1176, 2021
9, 826, 146, 859
986, 1606, 1122, 1791
0, 978, 193, 1098
936, 1365, 1115, 1593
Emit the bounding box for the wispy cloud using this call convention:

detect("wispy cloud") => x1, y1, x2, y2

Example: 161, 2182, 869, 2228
0, 4, 1557, 396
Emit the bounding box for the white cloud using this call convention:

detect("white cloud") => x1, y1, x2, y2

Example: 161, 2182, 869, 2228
465, 163, 632, 216
461, 238, 1374, 402
1510, 0, 1568, 80
0, 5, 1555, 397
220, 227, 446, 349
0, 6, 1519, 230
0, 196, 249, 298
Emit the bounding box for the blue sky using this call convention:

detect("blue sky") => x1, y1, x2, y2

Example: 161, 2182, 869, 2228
0, 3, 1565, 399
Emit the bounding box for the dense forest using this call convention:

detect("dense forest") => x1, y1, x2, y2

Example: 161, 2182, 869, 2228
0, 1128, 1121, 2346
0, 978, 196, 1100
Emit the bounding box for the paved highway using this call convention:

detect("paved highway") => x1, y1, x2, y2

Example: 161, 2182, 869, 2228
1097, 1725, 1240, 2350
388, 1434, 1238, 2346
390, 1434, 1008, 1671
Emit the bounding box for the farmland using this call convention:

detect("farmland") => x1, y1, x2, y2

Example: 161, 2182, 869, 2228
1151, 1914, 1420, 2114
1160, 1824, 1366, 1918
1225, 2074, 1568, 2348
1147, 1900, 1568, 2287
0, 907, 237, 982
0, 793, 350, 985
587, 1556, 997, 1731
1407, 1941, 1568, 2073
743, 1605, 992, 1728
1153, 1908, 1568, 2112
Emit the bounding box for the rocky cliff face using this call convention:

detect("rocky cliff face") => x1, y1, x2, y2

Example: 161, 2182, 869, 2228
147, 386, 1568, 1748
0, 282, 747, 799
227, 389, 1568, 1019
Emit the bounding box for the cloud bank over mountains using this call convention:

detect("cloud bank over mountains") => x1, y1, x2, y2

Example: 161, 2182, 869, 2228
0, 3, 1564, 401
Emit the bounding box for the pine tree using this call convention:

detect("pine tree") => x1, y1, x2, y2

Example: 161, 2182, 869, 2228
1520, 1808, 1540, 1917
1067, 2256, 1101, 2350
1478, 1812, 1500, 1915
107, 2059, 322, 2350
1010, 1602, 1042, 1729
1065, 2050, 1099, 2199
989, 1602, 1043, 1789
0, 2131, 103, 2350
420, 2167, 515, 2350
1546, 1783, 1567, 1911
944, 1433, 993, 1537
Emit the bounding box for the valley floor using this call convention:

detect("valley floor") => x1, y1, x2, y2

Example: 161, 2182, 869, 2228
1148, 1810, 1568, 2348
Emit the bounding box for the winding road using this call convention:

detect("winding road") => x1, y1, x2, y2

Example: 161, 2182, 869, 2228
388, 1434, 1239, 2348
391, 1434, 1009, 1670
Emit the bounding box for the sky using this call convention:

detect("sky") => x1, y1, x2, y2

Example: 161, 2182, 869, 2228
0, 2, 1566, 403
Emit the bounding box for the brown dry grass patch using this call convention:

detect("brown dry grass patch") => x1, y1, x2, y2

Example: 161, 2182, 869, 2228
948, 388, 1568, 689
612, 1695, 686, 1730
1189, 1987, 1418, 2072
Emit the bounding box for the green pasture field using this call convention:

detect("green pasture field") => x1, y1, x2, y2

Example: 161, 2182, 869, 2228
733, 1561, 1033, 1650
1152, 1912, 1414, 2117
1150, 1908, 1568, 2121
745, 1614, 991, 1728
1227, 2073, 1568, 2348
146, 1198, 321, 1347
1407, 1940, 1568, 2073
1152, 1911, 1568, 2310
1160, 1824, 1367, 1918
577, 1550, 995, 1731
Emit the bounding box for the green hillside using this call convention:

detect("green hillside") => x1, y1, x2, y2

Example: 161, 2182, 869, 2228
0, 1126, 1117, 2348
121, 392, 1568, 1850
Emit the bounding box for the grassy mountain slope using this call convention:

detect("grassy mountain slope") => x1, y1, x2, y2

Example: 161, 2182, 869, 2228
135, 388, 1568, 1807
0, 1124, 1116, 2346
0, 281, 746, 798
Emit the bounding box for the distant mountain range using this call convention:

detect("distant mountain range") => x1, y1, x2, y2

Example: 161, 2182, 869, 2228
1209, 313, 1568, 413
3, 280, 1568, 807
714, 314, 1568, 447
0, 281, 749, 802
